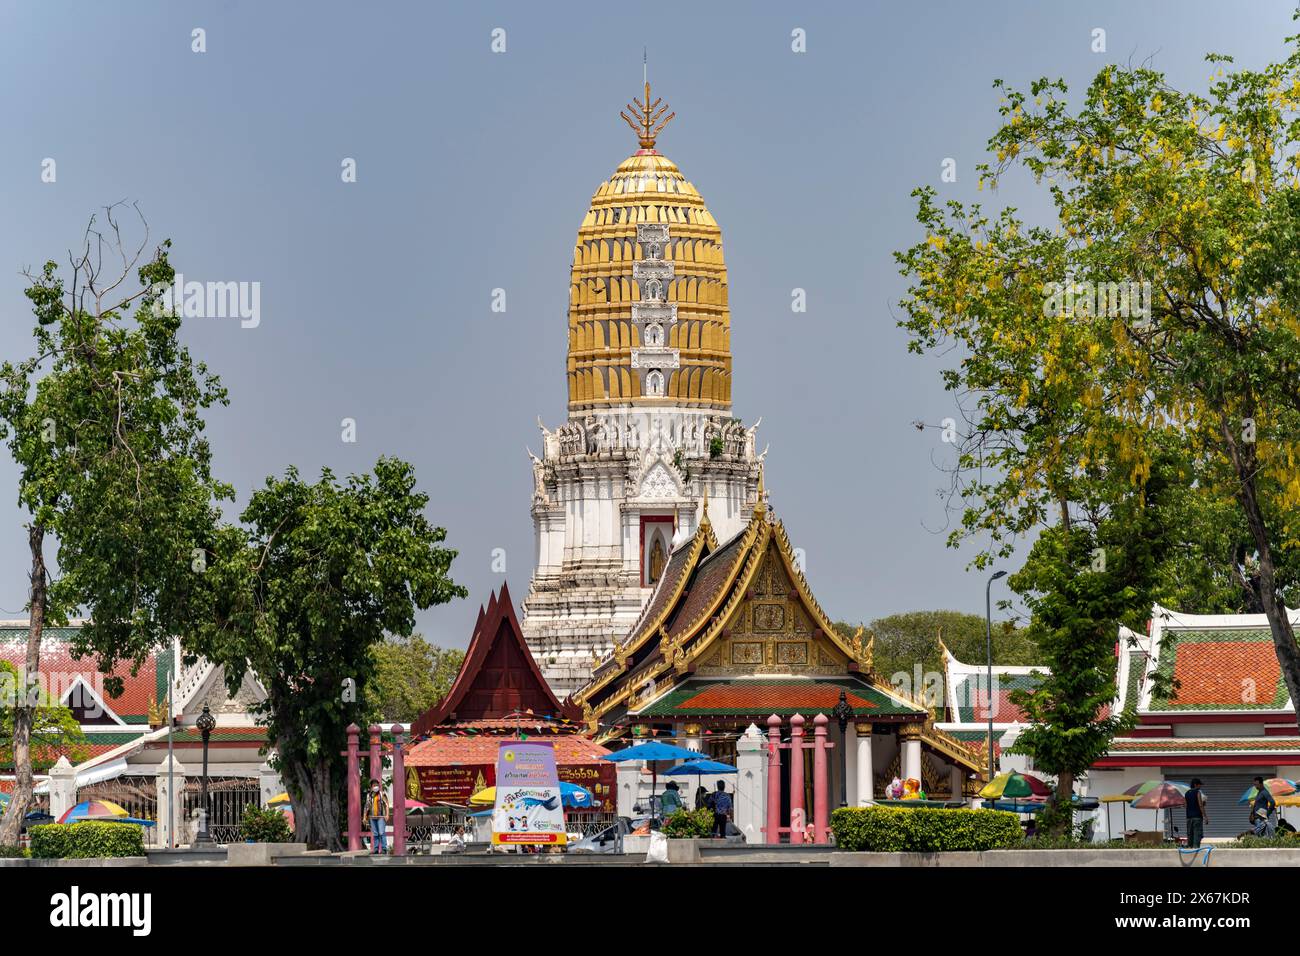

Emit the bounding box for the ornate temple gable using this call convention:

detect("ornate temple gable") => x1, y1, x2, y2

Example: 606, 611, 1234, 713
636, 457, 684, 501
186, 662, 267, 726
413, 582, 576, 736
582, 511, 929, 724
695, 536, 849, 678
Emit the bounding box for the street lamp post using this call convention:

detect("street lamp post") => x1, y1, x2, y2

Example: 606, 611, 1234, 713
194, 704, 216, 844
985, 570, 1007, 786
832, 690, 853, 808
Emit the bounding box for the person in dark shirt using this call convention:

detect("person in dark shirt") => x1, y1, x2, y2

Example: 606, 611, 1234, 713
1250, 776, 1277, 836
711, 781, 733, 838
1184, 778, 1207, 848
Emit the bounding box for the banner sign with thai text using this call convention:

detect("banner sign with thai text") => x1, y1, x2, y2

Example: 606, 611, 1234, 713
492, 742, 567, 845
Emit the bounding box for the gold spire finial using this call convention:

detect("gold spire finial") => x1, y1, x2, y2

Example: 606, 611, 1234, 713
754, 468, 767, 516
620, 58, 674, 150
700, 483, 711, 529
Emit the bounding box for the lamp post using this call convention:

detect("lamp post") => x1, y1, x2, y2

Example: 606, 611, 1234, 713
832, 690, 853, 807
194, 704, 216, 844
985, 570, 1007, 786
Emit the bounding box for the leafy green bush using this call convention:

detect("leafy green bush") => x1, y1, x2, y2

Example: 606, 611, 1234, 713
830, 806, 1022, 852
1223, 833, 1300, 848
662, 807, 715, 838
29, 822, 145, 859
239, 803, 293, 843
0, 843, 28, 858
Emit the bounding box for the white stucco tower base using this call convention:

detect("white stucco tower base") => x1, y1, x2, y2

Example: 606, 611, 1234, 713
522, 408, 763, 697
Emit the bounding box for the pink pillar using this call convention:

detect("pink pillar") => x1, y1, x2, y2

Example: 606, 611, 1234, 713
391, 724, 406, 857
346, 723, 361, 852
766, 714, 782, 845
812, 713, 829, 845
368, 724, 383, 785
789, 714, 805, 841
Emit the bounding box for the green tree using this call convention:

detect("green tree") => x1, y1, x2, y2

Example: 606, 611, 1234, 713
368, 635, 464, 723
896, 33, 1300, 738
835, 611, 1038, 694
0, 208, 229, 845
1004, 460, 1186, 833
190, 457, 466, 849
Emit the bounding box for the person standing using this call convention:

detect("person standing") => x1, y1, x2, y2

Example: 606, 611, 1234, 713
368, 781, 390, 854
660, 781, 684, 818
711, 781, 732, 838
1184, 778, 1207, 848
1250, 776, 1277, 837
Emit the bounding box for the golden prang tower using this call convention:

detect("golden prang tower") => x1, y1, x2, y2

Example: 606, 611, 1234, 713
566, 82, 732, 411
522, 79, 764, 697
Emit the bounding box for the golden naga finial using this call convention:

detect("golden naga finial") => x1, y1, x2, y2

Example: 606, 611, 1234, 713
620, 70, 675, 151
700, 484, 711, 529
754, 467, 767, 516
936, 625, 950, 662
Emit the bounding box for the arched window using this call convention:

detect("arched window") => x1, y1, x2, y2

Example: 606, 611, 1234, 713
646, 323, 664, 347
646, 370, 664, 396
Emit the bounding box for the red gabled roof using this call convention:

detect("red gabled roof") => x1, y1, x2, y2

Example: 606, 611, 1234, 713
412, 583, 577, 735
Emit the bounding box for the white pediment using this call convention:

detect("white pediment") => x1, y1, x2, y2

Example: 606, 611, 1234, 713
638, 461, 682, 500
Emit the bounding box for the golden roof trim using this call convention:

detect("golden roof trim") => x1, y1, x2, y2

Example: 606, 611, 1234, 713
581, 513, 766, 724
572, 523, 711, 705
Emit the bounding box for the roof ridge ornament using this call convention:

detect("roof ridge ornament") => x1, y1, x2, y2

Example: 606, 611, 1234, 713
620, 65, 675, 151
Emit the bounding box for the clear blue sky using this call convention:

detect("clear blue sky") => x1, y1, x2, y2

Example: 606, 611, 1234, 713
1, 0, 1295, 648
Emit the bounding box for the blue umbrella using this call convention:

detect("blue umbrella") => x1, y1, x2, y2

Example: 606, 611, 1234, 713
601, 742, 702, 762
664, 758, 737, 775
602, 741, 703, 817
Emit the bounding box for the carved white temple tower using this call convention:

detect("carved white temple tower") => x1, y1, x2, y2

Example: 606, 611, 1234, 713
522, 81, 765, 696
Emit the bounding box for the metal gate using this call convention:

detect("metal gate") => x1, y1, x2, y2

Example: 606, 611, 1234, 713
77, 776, 157, 826
182, 776, 260, 844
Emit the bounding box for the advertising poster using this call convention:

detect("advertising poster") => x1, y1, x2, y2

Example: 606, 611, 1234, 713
492, 741, 567, 845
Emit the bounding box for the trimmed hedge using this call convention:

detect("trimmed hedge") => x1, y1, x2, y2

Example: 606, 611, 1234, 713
662, 807, 714, 838
29, 822, 146, 859
830, 806, 1023, 852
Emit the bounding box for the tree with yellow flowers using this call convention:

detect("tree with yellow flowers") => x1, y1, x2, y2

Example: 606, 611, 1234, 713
898, 29, 1300, 823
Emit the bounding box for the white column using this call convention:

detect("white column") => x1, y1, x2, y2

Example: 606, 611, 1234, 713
855, 722, 874, 805
734, 724, 766, 844
950, 763, 965, 805
48, 756, 77, 826
902, 725, 922, 784
258, 760, 282, 807
155, 754, 187, 849
615, 762, 641, 818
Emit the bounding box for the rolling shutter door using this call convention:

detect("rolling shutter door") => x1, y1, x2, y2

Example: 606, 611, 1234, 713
1177, 772, 1259, 839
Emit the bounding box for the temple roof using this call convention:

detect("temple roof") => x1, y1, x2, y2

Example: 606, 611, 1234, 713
633, 676, 923, 719
411, 583, 577, 735
575, 502, 930, 732
0, 624, 171, 726
1143, 614, 1294, 713
405, 733, 610, 767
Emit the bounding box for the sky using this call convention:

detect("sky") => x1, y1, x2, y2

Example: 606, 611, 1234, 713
0, 0, 1296, 650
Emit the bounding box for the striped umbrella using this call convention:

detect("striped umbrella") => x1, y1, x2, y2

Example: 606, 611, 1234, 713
57, 798, 133, 824
978, 771, 1051, 800
1237, 779, 1296, 804
1130, 783, 1186, 841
